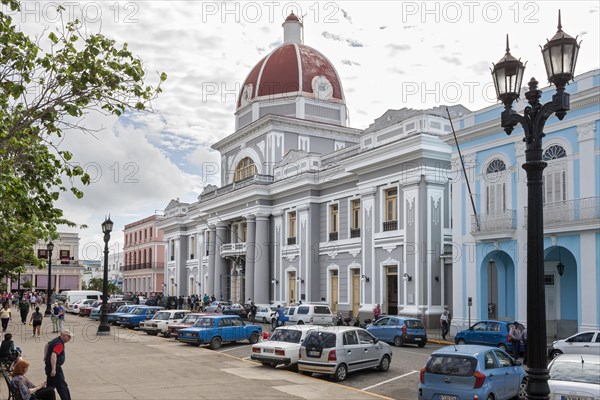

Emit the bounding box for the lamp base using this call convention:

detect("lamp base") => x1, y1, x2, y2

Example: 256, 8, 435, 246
96, 324, 111, 336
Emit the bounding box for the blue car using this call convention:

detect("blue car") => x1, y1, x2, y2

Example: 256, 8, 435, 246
455, 320, 524, 353
117, 306, 164, 328
367, 316, 427, 347
177, 315, 262, 349
418, 345, 526, 400
108, 305, 137, 324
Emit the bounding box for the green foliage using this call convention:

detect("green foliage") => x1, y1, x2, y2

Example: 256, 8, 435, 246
84, 277, 120, 295
0, 1, 165, 276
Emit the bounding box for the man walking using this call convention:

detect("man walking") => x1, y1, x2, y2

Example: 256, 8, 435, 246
509, 322, 522, 359
19, 299, 29, 325
45, 330, 73, 400
440, 308, 450, 340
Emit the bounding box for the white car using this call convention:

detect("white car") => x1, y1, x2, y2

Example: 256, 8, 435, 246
290, 304, 334, 326
548, 354, 600, 399
254, 306, 275, 324
70, 299, 96, 314
139, 310, 190, 336
548, 330, 600, 359
251, 325, 316, 367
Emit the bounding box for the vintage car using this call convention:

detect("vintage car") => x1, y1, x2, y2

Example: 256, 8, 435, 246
108, 305, 137, 324
251, 325, 316, 367
167, 313, 209, 338
139, 310, 191, 336
117, 306, 164, 328
177, 315, 262, 349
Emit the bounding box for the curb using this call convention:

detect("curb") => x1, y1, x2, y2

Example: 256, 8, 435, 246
428, 339, 455, 345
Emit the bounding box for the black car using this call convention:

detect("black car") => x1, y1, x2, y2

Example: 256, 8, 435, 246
222, 303, 249, 319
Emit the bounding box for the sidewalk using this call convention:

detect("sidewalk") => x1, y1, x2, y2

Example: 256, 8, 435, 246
3, 314, 390, 400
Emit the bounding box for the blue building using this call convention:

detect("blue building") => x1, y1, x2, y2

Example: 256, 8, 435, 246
446, 69, 600, 338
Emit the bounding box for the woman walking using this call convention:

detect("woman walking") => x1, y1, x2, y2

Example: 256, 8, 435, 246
0, 302, 12, 332
29, 307, 43, 337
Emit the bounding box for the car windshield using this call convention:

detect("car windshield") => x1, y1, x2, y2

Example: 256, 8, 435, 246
153, 312, 170, 320
405, 320, 424, 329
270, 329, 303, 343
303, 331, 336, 348
193, 318, 214, 328
550, 360, 600, 385
181, 315, 200, 323
131, 308, 146, 315
426, 355, 477, 376
115, 306, 128, 313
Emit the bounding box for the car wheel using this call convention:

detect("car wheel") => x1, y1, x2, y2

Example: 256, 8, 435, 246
457, 339, 466, 345
263, 317, 267, 323
497, 343, 508, 352
393, 336, 404, 347
550, 349, 563, 359
209, 337, 222, 350
146, 332, 152, 335
249, 332, 260, 344
333, 364, 348, 382
486, 395, 494, 400
297, 320, 304, 325
417, 341, 426, 348
300, 371, 312, 376
378, 355, 391, 372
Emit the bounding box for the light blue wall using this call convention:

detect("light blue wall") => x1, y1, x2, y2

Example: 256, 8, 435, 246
543, 235, 580, 323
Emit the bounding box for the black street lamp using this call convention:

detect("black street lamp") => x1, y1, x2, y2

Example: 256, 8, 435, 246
491, 11, 580, 400
45, 241, 54, 315
97, 215, 114, 335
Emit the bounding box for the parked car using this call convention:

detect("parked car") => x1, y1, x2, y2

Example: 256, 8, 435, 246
367, 316, 427, 347
79, 300, 101, 317
298, 326, 393, 382
139, 310, 191, 336
117, 306, 164, 328
454, 320, 525, 353
270, 306, 296, 327
418, 345, 526, 400
548, 330, 600, 359
547, 354, 600, 399
222, 303, 248, 319
107, 304, 137, 324
291, 304, 334, 326
69, 299, 95, 314
251, 325, 316, 367
167, 313, 209, 338
254, 305, 276, 323
205, 301, 231, 313
176, 315, 262, 349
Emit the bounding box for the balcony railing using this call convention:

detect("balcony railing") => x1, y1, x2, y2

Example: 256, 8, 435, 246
471, 210, 517, 233
220, 242, 247, 257
525, 196, 600, 226
382, 220, 398, 232
123, 262, 164, 272
350, 228, 361, 238
200, 174, 274, 202
329, 232, 338, 241
287, 237, 297, 245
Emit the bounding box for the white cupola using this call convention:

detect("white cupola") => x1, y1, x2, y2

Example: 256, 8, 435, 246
282, 12, 303, 44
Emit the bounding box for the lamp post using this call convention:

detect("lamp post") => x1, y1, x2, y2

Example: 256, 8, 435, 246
491, 11, 579, 400
45, 241, 54, 315
97, 216, 114, 335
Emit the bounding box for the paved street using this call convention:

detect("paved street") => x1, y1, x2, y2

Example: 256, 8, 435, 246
5, 313, 417, 400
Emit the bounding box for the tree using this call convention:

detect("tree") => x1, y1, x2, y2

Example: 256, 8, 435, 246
84, 277, 119, 295
0, 0, 166, 276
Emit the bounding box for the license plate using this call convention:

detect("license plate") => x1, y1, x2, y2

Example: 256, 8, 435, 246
440, 396, 457, 400
308, 351, 320, 357
561, 396, 591, 400
414, 338, 421, 341
263, 348, 273, 353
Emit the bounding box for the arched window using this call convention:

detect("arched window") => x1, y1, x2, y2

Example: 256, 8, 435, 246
543, 145, 567, 204
234, 157, 256, 182
485, 158, 507, 215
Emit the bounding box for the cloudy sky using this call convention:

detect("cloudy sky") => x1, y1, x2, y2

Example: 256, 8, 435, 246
7, 1, 599, 259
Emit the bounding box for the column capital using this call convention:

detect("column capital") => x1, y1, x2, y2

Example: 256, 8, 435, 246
244, 214, 256, 222
578, 123, 595, 142
216, 222, 227, 229
255, 213, 270, 221
297, 204, 310, 212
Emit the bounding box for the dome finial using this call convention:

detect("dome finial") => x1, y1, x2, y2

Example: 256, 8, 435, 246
557, 9, 562, 32
505, 34, 510, 54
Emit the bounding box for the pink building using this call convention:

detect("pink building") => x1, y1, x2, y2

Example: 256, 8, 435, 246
123, 215, 164, 296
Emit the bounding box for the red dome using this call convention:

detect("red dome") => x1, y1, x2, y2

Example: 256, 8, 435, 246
237, 43, 344, 109
285, 12, 300, 22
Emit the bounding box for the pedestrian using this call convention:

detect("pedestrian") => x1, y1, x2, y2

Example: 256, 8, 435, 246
509, 321, 523, 359
11, 358, 57, 400
249, 302, 257, 324
51, 302, 60, 333
0, 333, 21, 363
19, 298, 30, 325
440, 308, 450, 340
29, 306, 43, 337
373, 304, 382, 321
0, 302, 12, 332
57, 303, 66, 332
178, 296, 184, 310
44, 330, 73, 400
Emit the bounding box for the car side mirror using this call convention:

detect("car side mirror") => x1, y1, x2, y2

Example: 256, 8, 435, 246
513, 360, 522, 366
373, 338, 379, 344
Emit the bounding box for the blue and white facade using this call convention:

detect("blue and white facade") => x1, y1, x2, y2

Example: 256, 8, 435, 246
446, 69, 600, 338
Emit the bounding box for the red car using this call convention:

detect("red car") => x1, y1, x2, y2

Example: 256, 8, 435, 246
79, 300, 102, 317
166, 313, 208, 338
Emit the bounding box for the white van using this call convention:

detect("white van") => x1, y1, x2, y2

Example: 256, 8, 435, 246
62, 290, 102, 311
